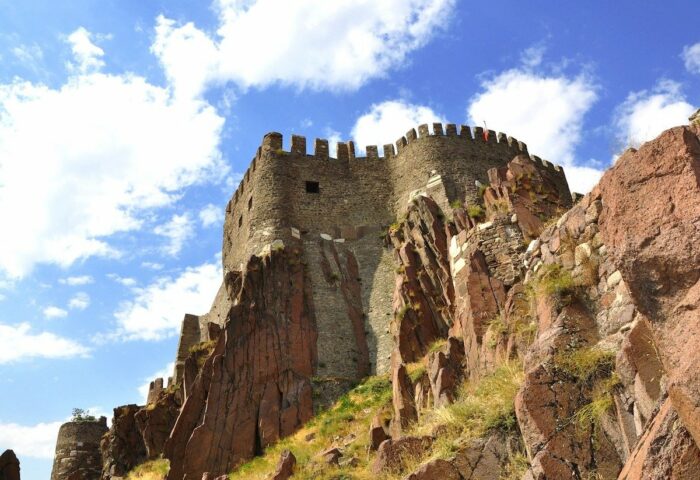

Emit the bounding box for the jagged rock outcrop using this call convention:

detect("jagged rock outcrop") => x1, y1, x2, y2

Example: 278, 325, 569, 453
164, 247, 317, 479
619, 398, 700, 479
388, 195, 454, 364
135, 389, 181, 460
100, 405, 147, 479
0, 450, 20, 480
599, 125, 700, 447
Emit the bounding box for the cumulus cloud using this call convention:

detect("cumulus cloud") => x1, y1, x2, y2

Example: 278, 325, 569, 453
351, 100, 446, 155
198, 204, 224, 227
43, 306, 68, 319
66, 27, 105, 73
113, 261, 220, 341
152, 0, 455, 95
467, 55, 600, 193
154, 213, 194, 256
59, 275, 94, 286
614, 80, 695, 149
682, 42, 700, 74
141, 262, 163, 270
0, 28, 226, 279
107, 274, 137, 287
0, 323, 89, 363
12, 43, 44, 69
0, 420, 63, 459
68, 292, 90, 310
137, 361, 175, 403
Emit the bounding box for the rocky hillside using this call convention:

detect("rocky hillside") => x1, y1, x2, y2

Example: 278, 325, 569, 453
51, 123, 700, 480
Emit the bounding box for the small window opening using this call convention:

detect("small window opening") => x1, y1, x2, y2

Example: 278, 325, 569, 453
305, 181, 320, 193
248, 197, 253, 210
238, 215, 243, 227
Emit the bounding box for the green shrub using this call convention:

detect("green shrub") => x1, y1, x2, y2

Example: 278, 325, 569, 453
466, 204, 485, 219
71, 408, 96, 423
450, 200, 463, 209
555, 347, 615, 383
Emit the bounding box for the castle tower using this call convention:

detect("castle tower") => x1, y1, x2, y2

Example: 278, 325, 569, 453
177, 123, 568, 389
50, 417, 108, 480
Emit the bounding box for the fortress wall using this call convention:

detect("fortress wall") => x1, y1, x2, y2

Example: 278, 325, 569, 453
173, 314, 201, 384
50, 418, 108, 480
389, 124, 526, 216
216, 126, 561, 383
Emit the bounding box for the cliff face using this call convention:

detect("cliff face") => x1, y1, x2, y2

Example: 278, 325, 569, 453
164, 248, 317, 480
52, 123, 700, 480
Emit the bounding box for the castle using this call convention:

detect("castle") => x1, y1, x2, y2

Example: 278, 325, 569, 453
172, 122, 569, 385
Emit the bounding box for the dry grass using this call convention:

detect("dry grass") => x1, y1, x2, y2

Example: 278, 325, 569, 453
126, 459, 169, 480
229, 375, 392, 480
409, 361, 524, 464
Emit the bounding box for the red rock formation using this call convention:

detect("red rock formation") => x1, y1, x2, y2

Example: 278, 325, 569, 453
389, 196, 454, 364
618, 398, 700, 479
484, 154, 572, 241
271, 450, 296, 480
135, 389, 181, 460
101, 405, 147, 479
599, 125, 700, 446
453, 248, 506, 377
164, 248, 317, 480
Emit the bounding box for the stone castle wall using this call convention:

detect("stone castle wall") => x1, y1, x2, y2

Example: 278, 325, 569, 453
50, 418, 108, 480
190, 123, 566, 381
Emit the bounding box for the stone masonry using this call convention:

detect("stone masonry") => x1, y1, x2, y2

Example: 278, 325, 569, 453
50, 417, 108, 480
175, 123, 568, 386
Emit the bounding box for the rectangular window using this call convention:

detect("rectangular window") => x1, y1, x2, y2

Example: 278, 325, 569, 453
305, 181, 320, 193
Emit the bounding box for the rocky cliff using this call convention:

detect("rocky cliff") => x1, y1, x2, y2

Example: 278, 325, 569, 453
52, 122, 700, 480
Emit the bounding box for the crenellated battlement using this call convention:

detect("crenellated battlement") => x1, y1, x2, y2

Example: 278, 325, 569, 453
226, 122, 564, 215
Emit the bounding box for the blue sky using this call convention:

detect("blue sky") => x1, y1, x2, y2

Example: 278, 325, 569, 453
0, 1, 698, 478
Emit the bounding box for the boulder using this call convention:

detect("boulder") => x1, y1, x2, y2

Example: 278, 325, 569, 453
404, 458, 460, 480
271, 450, 296, 480
369, 414, 390, 451
0, 450, 20, 480
371, 436, 432, 474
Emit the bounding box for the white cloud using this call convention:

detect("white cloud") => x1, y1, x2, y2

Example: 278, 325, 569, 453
107, 274, 137, 287
0, 420, 63, 459
137, 361, 175, 403
59, 275, 94, 286
154, 213, 194, 256
68, 292, 90, 310
199, 204, 224, 227
614, 80, 695, 149
467, 58, 600, 193
43, 306, 68, 319
0, 322, 89, 363
152, 0, 455, 95
66, 27, 105, 73
351, 100, 446, 155
12, 44, 44, 69
682, 42, 700, 74
0, 29, 226, 279
141, 262, 164, 270
113, 260, 220, 341
325, 128, 342, 158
